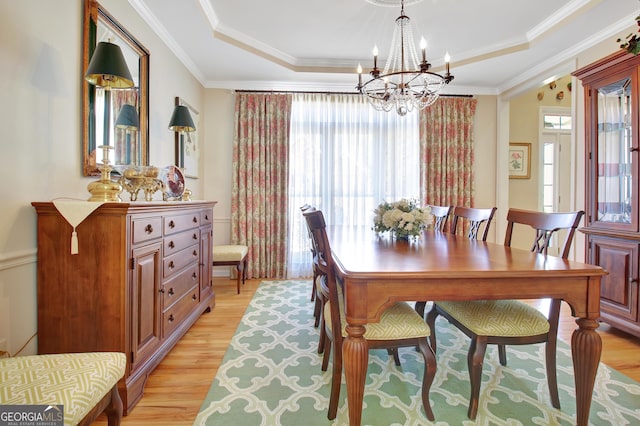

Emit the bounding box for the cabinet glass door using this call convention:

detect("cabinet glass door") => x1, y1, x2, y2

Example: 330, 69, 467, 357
594, 75, 637, 228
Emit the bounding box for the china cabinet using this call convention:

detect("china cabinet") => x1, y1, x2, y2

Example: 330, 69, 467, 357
574, 51, 640, 337
31, 201, 216, 414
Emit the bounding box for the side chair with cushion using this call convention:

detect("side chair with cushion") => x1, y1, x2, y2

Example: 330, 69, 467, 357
300, 204, 319, 305
212, 244, 248, 294
416, 206, 497, 318
428, 204, 453, 232
449, 206, 497, 241
426, 208, 584, 419
303, 209, 437, 421
300, 204, 326, 354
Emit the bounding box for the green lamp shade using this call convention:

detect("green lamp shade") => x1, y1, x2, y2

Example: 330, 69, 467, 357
85, 41, 134, 88
168, 105, 196, 132
115, 104, 139, 129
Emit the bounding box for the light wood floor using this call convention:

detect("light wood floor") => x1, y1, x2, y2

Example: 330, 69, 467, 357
96, 278, 640, 425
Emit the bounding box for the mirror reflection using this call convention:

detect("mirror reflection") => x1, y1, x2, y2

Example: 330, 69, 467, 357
82, 0, 149, 176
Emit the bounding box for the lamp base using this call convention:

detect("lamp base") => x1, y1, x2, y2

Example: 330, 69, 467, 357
87, 179, 123, 202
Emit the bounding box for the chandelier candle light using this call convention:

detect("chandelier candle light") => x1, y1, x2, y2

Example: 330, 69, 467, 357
357, 0, 453, 116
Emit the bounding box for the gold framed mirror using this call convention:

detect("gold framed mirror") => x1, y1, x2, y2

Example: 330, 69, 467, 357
82, 0, 149, 176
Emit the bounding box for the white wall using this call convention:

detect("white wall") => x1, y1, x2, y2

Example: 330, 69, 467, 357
0, 0, 203, 356
473, 95, 498, 242
202, 89, 235, 245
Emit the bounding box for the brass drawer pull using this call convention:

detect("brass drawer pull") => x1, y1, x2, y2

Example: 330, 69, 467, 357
168, 241, 175, 249
192, 294, 197, 301
192, 216, 198, 224
192, 272, 197, 280
192, 233, 198, 240
169, 220, 175, 229
168, 288, 175, 296
168, 261, 175, 269
168, 314, 174, 323
145, 224, 153, 234
192, 250, 198, 257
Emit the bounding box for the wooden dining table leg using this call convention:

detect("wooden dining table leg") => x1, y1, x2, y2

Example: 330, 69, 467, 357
571, 317, 602, 426
344, 323, 367, 426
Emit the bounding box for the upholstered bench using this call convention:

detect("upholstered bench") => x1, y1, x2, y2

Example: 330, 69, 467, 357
0, 352, 126, 426
212, 244, 248, 294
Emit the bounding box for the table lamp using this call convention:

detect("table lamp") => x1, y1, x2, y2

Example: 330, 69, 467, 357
169, 105, 196, 169
115, 104, 139, 166
85, 40, 134, 202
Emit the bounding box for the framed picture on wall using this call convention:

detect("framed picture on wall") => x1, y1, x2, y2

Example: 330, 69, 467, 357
174, 96, 200, 178
508, 142, 531, 179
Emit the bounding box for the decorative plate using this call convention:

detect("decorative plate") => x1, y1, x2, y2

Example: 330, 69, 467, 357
160, 165, 185, 199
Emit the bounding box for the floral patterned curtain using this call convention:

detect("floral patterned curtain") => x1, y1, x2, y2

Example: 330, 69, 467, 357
420, 97, 478, 208
231, 93, 293, 278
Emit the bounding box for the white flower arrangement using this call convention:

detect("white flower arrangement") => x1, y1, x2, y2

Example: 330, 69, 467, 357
372, 199, 432, 239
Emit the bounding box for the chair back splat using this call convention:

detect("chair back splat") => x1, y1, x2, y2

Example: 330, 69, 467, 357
504, 208, 584, 257
428, 205, 452, 232
449, 206, 497, 241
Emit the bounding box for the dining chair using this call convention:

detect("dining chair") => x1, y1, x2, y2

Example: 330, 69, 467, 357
428, 204, 453, 232
300, 204, 327, 354
426, 208, 584, 419
300, 204, 318, 303
416, 206, 497, 318
448, 206, 497, 241
303, 209, 437, 421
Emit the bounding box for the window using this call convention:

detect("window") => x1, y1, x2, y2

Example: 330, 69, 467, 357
287, 93, 420, 277
543, 114, 572, 130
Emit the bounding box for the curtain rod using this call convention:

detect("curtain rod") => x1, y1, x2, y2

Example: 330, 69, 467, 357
234, 90, 473, 98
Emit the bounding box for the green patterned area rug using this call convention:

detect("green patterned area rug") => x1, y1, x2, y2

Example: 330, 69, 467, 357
194, 280, 640, 426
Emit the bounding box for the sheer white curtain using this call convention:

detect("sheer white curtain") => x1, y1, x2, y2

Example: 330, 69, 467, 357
287, 93, 420, 278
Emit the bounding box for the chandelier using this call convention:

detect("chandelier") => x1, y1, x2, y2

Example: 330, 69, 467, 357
356, 0, 454, 116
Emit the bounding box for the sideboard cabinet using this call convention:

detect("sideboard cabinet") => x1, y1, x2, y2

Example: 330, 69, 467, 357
31, 201, 216, 413
574, 51, 640, 337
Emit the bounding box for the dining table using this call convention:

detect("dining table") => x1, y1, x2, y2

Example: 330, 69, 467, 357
328, 226, 607, 426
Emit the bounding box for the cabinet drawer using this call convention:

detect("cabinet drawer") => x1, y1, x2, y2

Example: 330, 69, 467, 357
162, 263, 199, 310
163, 244, 199, 278
132, 216, 162, 244
163, 286, 199, 337
200, 209, 213, 226
164, 212, 200, 235
164, 229, 200, 256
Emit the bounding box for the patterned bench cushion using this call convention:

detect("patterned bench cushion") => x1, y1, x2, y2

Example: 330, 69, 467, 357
0, 352, 126, 426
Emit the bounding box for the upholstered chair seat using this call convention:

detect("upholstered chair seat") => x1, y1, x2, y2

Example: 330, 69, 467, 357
327, 292, 432, 340
435, 300, 550, 336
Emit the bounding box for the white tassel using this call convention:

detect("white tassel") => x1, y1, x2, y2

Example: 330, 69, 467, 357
71, 230, 79, 255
